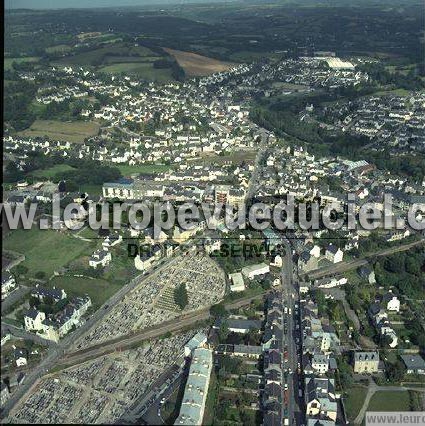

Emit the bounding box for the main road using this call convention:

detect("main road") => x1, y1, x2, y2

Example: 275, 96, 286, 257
281, 236, 305, 426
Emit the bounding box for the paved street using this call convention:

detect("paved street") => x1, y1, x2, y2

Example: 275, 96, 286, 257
281, 237, 305, 425
1, 285, 31, 314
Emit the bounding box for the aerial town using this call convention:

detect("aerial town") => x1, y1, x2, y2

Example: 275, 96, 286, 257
2, 1, 425, 425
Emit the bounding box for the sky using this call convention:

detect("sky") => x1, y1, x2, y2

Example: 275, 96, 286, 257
5, 0, 232, 9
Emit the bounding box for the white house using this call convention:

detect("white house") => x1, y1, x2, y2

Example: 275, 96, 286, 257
383, 292, 400, 312
309, 245, 321, 258
305, 377, 338, 422
312, 354, 329, 375
270, 254, 283, 268
102, 234, 123, 250
1, 271, 16, 300
325, 245, 344, 263
24, 309, 46, 331
89, 250, 112, 268
229, 272, 245, 292
134, 251, 157, 271
14, 348, 27, 367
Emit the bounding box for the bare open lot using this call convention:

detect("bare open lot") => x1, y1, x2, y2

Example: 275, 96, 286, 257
163, 48, 235, 76
18, 120, 100, 143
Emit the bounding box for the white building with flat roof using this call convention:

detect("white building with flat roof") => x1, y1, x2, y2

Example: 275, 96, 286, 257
241, 263, 270, 280
229, 272, 245, 292
175, 348, 213, 425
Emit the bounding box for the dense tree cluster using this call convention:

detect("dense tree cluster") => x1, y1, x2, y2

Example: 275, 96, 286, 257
374, 249, 424, 299
173, 283, 188, 310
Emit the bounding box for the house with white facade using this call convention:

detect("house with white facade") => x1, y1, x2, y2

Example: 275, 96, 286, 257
89, 250, 112, 268
325, 245, 343, 263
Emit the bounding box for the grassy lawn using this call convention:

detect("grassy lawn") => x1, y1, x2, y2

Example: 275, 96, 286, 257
116, 163, 171, 176
45, 44, 72, 54
31, 164, 76, 179
98, 62, 173, 81
344, 385, 368, 422
4, 56, 39, 70
79, 184, 103, 195
101, 245, 138, 285
18, 120, 100, 144
203, 371, 219, 426
52, 43, 157, 66
371, 88, 412, 97
3, 229, 95, 277
48, 275, 121, 308
367, 390, 411, 412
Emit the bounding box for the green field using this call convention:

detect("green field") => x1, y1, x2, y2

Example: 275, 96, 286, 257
4, 56, 39, 70
344, 386, 368, 422
228, 51, 280, 62
3, 229, 95, 278
102, 55, 158, 64
98, 62, 173, 81
18, 120, 100, 143
52, 43, 158, 67
116, 163, 171, 176
79, 184, 103, 195
371, 88, 413, 97
367, 390, 411, 412
48, 275, 121, 307
32, 164, 76, 179
45, 44, 72, 54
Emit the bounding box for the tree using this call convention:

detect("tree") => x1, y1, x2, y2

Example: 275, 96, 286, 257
4, 161, 25, 183
29, 296, 40, 308
43, 295, 54, 306
35, 271, 46, 280
210, 303, 227, 318
15, 265, 28, 276
387, 361, 406, 383
218, 320, 230, 342
174, 283, 188, 310
311, 289, 327, 315
58, 180, 66, 193
405, 256, 421, 276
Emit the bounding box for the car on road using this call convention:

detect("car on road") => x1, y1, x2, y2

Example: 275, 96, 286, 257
160, 397, 166, 404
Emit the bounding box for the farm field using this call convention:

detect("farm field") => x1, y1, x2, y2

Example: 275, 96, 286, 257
45, 44, 72, 54
98, 62, 173, 81
4, 56, 39, 70
52, 42, 158, 67
163, 48, 234, 76
18, 120, 100, 143
3, 228, 95, 278
48, 275, 121, 308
